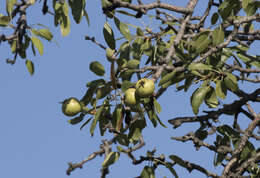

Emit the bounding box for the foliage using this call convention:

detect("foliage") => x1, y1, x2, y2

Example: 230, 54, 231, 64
1, 0, 260, 177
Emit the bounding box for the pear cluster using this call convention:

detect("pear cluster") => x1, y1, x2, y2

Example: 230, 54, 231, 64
124, 78, 155, 106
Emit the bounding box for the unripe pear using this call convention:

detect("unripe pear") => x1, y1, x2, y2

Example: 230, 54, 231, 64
135, 78, 155, 98
124, 88, 138, 106
62, 97, 82, 117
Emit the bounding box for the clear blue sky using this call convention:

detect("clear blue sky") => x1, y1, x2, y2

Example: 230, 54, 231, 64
0, 1, 259, 178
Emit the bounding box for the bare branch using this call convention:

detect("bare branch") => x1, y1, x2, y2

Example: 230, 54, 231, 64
85, 36, 107, 50
107, 0, 192, 14
230, 65, 260, 73
66, 149, 105, 175
170, 155, 219, 178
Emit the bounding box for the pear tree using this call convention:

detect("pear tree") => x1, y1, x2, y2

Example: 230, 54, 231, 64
1, 0, 260, 177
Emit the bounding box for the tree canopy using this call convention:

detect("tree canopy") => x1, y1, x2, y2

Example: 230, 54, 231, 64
1, 0, 260, 177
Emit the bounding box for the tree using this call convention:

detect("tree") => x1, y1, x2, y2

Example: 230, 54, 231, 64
0, 0, 260, 177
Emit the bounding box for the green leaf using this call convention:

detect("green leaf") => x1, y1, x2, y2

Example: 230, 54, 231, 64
242, 0, 251, 9
157, 40, 167, 55
237, 52, 260, 68
132, 38, 144, 59
140, 39, 150, 51
68, 116, 84, 125
243, 22, 254, 34
60, 13, 71, 36
31, 41, 36, 56
6, 0, 17, 16
229, 45, 249, 52
31, 36, 44, 55
158, 70, 177, 86
24, 35, 31, 49
218, 0, 240, 20
56, 2, 71, 36
53, 1, 62, 26
0, 15, 11, 27
118, 41, 131, 60
99, 108, 110, 136
116, 146, 124, 152
121, 80, 134, 92
112, 104, 123, 131
83, 9, 90, 26
156, 114, 167, 128
140, 166, 155, 178
243, 0, 257, 16
128, 119, 146, 141
86, 79, 106, 88
214, 153, 225, 166
80, 117, 92, 130
224, 73, 239, 93
96, 83, 111, 99
240, 141, 256, 161
161, 72, 185, 89
37, 29, 53, 41
31, 28, 53, 41
117, 134, 130, 146
188, 63, 212, 71
90, 107, 103, 136
25, 60, 34, 76
192, 32, 211, 53
195, 129, 208, 141
103, 22, 116, 49
205, 86, 219, 108
81, 87, 96, 106
190, 86, 210, 115
18, 49, 26, 59
136, 27, 144, 36
28, 0, 36, 5
89, 61, 105, 76
153, 99, 162, 114
102, 152, 120, 168
126, 59, 140, 69
101, 0, 112, 9
211, 12, 219, 25
114, 17, 131, 40
217, 125, 240, 139
120, 69, 134, 81
116, 10, 135, 17
147, 110, 158, 127
215, 79, 227, 99
212, 27, 225, 46
54, 12, 62, 27
68, 0, 85, 24
184, 75, 194, 92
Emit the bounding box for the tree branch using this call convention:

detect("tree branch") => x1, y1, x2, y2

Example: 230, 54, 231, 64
168, 88, 260, 128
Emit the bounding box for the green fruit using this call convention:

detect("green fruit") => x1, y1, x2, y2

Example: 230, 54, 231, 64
62, 97, 82, 117
106, 48, 115, 62
135, 78, 155, 98
124, 88, 137, 106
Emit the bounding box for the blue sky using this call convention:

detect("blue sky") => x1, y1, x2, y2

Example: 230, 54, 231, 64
0, 1, 259, 178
